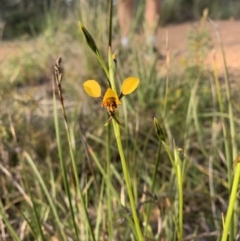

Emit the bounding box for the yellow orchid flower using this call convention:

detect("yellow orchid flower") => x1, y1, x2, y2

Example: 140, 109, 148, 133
83, 77, 139, 125
102, 88, 121, 114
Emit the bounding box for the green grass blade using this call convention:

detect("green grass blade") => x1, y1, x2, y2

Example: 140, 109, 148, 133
0, 201, 21, 241
23, 151, 67, 241
53, 84, 81, 241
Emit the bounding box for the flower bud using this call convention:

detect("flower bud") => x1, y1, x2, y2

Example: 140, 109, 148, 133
154, 117, 166, 142
80, 22, 99, 55
177, 148, 184, 162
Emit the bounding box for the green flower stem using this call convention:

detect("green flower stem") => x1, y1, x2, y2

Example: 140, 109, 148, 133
106, 125, 113, 240
108, 47, 116, 90
221, 162, 240, 241
96, 53, 111, 86
112, 122, 143, 241
108, 48, 143, 241
108, 0, 113, 47
176, 149, 183, 241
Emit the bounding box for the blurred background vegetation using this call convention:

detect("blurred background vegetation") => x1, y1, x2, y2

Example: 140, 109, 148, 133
1, 0, 240, 39
1, 0, 240, 240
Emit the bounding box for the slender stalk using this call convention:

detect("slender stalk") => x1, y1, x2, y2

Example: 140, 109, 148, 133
154, 118, 183, 240
85, 141, 120, 200
106, 125, 113, 240
113, 122, 143, 241
151, 141, 162, 188
219, 28, 238, 241
108, 48, 143, 241
106, 2, 114, 238
97, 53, 111, 86
221, 161, 240, 241
86, 139, 137, 232
54, 58, 95, 241
209, 19, 238, 239
145, 140, 162, 236
212, 49, 231, 176
52, 77, 79, 241
163, 31, 169, 117
176, 148, 183, 241
108, 0, 113, 47
161, 142, 183, 239
95, 179, 104, 240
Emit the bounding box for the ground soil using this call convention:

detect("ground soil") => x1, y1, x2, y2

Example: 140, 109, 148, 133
157, 20, 240, 77
0, 20, 239, 77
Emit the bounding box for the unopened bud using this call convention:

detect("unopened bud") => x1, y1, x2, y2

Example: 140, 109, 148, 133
154, 117, 166, 142
177, 148, 184, 161
80, 22, 99, 55
112, 53, 117, 65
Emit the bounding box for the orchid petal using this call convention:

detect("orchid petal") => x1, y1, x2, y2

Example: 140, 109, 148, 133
121, 77, 139, 95
83, 80, 101, 97
102, 88, 121, 106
